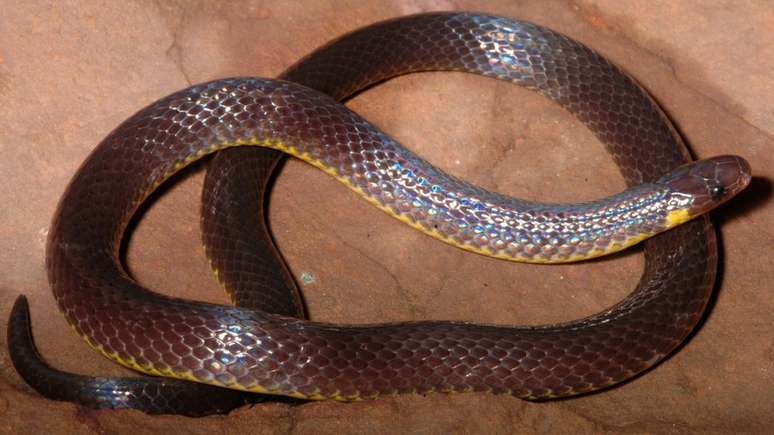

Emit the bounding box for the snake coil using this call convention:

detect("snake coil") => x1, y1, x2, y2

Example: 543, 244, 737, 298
7, 13, 750, 415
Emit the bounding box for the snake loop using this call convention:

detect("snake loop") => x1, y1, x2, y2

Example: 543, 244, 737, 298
7, 12, 750, 414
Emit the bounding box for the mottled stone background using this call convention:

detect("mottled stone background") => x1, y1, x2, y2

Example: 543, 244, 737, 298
1, 1, 771, 433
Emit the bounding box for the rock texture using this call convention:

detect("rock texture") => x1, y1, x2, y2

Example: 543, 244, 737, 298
0, 1, 771, 433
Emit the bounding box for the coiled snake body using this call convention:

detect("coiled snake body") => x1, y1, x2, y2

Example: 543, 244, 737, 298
7, 12, 750, 415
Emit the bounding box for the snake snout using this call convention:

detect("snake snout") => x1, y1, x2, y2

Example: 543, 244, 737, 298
663, 155, 751, 216
712, 155, 752, 197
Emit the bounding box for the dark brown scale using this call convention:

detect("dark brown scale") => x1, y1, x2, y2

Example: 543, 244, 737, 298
201, 147, 304, 318
6, 296, 266, 416
13, 12, 731, 410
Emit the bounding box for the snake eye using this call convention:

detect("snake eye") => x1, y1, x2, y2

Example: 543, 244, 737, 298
709, 184, 725, 200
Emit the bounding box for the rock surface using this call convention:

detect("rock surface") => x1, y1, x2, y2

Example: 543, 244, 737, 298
0, 1, 771, 433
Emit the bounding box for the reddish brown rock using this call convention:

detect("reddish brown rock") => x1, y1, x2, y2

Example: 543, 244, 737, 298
1, 1, 771, 433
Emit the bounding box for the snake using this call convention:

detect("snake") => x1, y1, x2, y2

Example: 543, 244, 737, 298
6, 12, 751, 415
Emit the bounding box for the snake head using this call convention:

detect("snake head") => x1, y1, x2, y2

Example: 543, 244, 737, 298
660, 155, 752, 218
